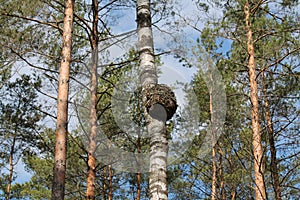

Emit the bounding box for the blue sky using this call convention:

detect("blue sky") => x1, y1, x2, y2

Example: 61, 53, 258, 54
3, 0, 227, 189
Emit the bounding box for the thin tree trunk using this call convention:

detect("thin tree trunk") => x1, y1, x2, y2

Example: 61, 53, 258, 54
86, 0, 99, 199
52, 1, 74, 199
136, 140, 142, 200
218, 147, 226, 200
136, 106, 142, 200
108, 165, 113, 200
209, 66, 218, 200
262, 72, 281, 200
5, 135, 16, 200
136, 0, 168, 199
102, 167, 107, 199
231, 190, 236, 200
211, 144, 217, 200
136, 165, 141, 200
244, 2, 266, 199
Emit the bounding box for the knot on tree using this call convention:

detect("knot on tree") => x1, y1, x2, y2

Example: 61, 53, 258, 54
143, 84, 177, 122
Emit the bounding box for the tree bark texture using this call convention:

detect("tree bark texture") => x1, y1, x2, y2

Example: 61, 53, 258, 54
52, 1, 74, 199
211, 145, 217, 200
211, 96, 217, 200
244, 2, 267, 200
209, 67, 218, 200
262, 72, 282, 200
136, 0, 168, 199
86, 0, 99, 199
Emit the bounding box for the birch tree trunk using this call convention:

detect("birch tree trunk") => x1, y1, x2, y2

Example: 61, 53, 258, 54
52, 0, 74, 199
244, 2, 266, 199
136, 0, 168, 199
86, 0, 99, 199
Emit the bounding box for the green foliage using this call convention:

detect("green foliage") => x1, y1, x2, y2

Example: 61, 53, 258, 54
0, 0, 298, 199
186, 0, 300, 199
0, 74, 43, 197
18, 128, 87, 199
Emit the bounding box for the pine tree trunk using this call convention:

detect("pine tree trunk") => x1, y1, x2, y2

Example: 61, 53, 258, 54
211, 145, 217, 200
107, 165, 113, 200
136, 169, 141, 200
231, 190, 236, 200
6, 135, 16, 200
52, 1, 74, 199
209, 68, 218, 200
218, 147, 226, 200
86, 0, 99, 199
244, 2, 266, 199
262, 72, 281, 200
86, 50, 98, 200
136, 0, 168, 199
108, 165, 113, 200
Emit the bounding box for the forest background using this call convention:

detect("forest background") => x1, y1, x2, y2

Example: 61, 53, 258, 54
0, 0, 299, 199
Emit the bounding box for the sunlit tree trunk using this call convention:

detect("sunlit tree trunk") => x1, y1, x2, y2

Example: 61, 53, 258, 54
5, 135, 16, 200
262, 72, 281, 200
244, 2, 266, 199
86, 0, 99, 199
211, 144, 217, 200
52, 0, 74, 199
211, 104, 217, 200
209, 65, 218, 200
218, 147, 226, 200
231, 190, 236, 200
136, 0, 168, 199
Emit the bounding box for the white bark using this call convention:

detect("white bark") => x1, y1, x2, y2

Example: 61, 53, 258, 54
136, 0, 168, 199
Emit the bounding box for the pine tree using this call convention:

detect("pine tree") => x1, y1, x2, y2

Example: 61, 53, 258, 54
86, 0, 99, 199
52, 0, 75, 199
0, 75, 42, 199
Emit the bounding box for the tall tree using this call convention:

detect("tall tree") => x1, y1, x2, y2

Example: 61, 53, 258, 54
86, 0, 99, 199
262, 71, 281, 200
189, 0, 300, 198
52, 0, 74, 199
136, 0, 176, 199
244, 1, 266, 199
0, 75, 42, 199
